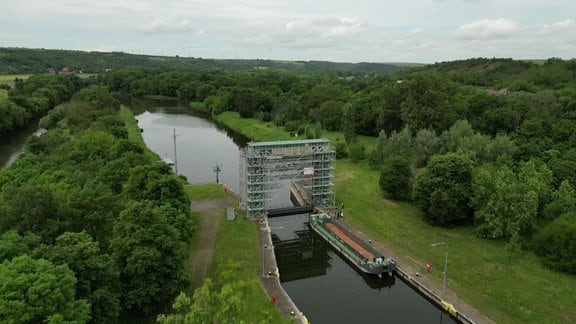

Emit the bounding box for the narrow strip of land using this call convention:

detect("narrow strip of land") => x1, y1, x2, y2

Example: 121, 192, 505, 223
188, 197, 232, 291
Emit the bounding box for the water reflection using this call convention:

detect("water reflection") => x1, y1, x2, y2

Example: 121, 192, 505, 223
0, 124, 45, 168
135, 105, 249, 190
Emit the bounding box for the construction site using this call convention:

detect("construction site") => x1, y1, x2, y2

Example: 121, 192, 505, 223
239, 139, 336, 217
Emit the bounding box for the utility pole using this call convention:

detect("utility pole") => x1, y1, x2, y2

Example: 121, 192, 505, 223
431, 242, 448, 292
173, 128, 179, 176
213, 163, 222, 183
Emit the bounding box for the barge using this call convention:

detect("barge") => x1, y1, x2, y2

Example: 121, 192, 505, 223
309, 214, 396, 277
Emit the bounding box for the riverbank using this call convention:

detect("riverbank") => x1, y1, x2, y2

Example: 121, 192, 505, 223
213, 110, 576, 323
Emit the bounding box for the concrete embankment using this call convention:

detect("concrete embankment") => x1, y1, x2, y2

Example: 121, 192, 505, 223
256, 215, 308, 324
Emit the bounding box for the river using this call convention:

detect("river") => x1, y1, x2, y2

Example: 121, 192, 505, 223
134, 105, 456, 324
0, 122, 45, 168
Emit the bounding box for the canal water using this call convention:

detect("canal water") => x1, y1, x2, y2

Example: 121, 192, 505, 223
134, 106, 249, 191
134, 105, 456, 324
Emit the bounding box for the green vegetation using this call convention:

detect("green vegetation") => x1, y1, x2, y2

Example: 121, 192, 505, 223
0, 74, 31, 87
215, 111, 293, 141
162, 183, 288, 323
210, 214, 288, 323
119, 106, 159, 161
4, 54, 576, 323
210, 111, 576, 323
0, 47, 408, 75
184, 183, 227, 200
0, 89, 6, 99
0, 81, 193, 322
333, 160, 576, 323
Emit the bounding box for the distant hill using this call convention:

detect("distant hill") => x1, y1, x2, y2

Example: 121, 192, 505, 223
0, 47, 416, 75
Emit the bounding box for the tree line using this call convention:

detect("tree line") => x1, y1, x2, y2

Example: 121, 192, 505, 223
0, 74, 86, 137
0, 82, 194, 322
106, 57, 576, 275
0, 47, 408, 75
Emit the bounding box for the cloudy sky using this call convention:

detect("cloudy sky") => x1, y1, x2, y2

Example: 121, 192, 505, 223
1, 0, 574, 63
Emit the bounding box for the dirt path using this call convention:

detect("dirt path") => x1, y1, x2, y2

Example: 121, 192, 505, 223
188, 197, 233, 291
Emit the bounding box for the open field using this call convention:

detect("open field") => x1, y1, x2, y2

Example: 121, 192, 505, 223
214, 111, 293, 141
0, 74, 31, 87
217, 114, 576, 323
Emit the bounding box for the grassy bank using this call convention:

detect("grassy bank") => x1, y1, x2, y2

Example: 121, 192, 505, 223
119, 105, 159, 161
215, 114, 576, 323
184, 183, 288, 323
214, 111, 293, 141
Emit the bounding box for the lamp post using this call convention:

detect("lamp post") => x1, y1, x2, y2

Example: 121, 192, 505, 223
431, 242, 448, 292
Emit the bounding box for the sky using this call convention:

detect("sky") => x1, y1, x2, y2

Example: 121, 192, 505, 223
1, 0, 575, 63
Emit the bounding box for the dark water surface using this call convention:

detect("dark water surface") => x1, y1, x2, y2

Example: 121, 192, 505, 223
0, 122, 44, 168
270, 214, 456, 324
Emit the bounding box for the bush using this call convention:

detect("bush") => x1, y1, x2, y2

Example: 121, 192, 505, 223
379, 156, 412, 200
532, 212, 576, 274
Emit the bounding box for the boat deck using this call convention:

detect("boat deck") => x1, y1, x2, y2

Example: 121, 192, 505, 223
325, 223, 375, 261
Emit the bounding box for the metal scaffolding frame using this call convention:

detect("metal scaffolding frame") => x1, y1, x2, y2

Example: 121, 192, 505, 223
239, 139, 335, 217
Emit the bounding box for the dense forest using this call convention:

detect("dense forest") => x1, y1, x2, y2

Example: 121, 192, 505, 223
1, 53, 576, 322
0, 47, 409, 75
104, 57, 576, 275
0, 78, 193, 322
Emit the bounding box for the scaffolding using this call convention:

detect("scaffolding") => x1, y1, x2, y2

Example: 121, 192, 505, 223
239, 139, 335, 217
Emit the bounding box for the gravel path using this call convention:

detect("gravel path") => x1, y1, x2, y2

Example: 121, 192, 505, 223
189, 197, 233, 291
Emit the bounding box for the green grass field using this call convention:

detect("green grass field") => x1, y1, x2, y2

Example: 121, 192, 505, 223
0, 74, 31, 87
216, 114, 576, 323
214, 111, 293, 142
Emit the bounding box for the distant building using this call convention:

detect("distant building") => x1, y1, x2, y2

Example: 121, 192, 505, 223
61, 66, 71, 73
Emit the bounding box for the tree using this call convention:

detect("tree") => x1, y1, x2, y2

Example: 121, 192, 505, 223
39, 231, 120, 323
532, 212, 576, 274
472, 160, 553, 241
413, 128, 443, 167
111, 201, 191, 315
379, 156, 412, 200
0, 255, 90, 323
157, 279, 242, 324
414, 152, 475, 225
544, 180, 576, 221
124, 163, 191, 214
0, 185, 63, 243
0, 230, 41, 261
318, 100, 344, 131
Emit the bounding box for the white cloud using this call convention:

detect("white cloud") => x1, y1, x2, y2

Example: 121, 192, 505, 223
1, 0, 576, 62
138, 17, 204, 35
455, 18, 521, 40
535, 19, 576, 35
